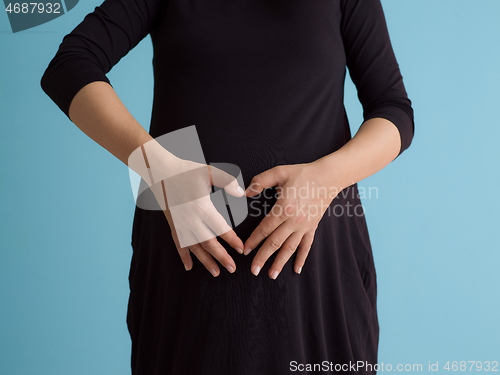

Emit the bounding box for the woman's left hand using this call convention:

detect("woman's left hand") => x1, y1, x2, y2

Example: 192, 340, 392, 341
244, 158, 345, 279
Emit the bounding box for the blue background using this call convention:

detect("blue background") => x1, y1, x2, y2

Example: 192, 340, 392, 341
1, 0, 499, 373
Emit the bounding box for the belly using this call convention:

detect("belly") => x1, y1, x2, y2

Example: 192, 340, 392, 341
149, 0, 350, 182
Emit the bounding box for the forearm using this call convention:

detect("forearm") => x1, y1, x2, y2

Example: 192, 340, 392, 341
314, 117, 401, 190
68, 81, 172, 166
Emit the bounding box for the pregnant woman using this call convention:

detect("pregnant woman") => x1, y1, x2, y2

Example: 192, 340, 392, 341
41, 0, 414, 374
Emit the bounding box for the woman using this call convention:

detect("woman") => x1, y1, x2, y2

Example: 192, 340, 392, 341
41, 0, 414, 374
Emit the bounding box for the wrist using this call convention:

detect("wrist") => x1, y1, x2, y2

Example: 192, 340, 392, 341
128, 139, 182, 186
310, 151, 352, 192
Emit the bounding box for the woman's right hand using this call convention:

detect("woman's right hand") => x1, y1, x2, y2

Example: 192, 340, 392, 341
129, 142, 245, 276
62, 81, 243, 277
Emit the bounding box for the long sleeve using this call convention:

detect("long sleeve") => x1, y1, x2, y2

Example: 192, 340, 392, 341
40, 0, 162, 118
340, 0, 415, 155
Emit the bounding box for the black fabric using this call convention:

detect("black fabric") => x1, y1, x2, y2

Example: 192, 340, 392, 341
41, 1, 414, 374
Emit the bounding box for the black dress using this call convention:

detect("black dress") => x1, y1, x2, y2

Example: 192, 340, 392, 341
41, 0, 414, 374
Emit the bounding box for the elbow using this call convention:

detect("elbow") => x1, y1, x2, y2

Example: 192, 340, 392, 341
364, 97, 415, 156
39, 62, 69, 118
40, 65, 52, 99
40, 62, 60, 113
39, 55, 111, 119
393, 98, 415, 155
40, 53, 63, 111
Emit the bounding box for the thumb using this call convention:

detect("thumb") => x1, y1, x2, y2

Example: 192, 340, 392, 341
245, 166, 283, 197
209, 165, 245, 197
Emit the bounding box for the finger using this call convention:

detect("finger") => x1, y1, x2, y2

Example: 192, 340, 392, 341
268, 231, 304, 279
203, 207, 244, 253
188, 243, 220, 277
250, 223, 294, 276
294, 231, 315, 274
199, 238, 237, 273
209, 165, 245, 197
177, 245, 193, 271
243, 205, 286, 255
163, 209, 193, 270
192, 226, 237, 274
245, 166, 286, 197
219, 230, 244, 255
170, 225, 193, 270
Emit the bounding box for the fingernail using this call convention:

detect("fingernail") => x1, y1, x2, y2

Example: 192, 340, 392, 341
236, 186, 245, 196
270, 271, 279, 280
235, 248, 243, 254
184, 264, 190, 271
210, 269, 218, 277
296, 267, 302, 275
244, 248, 253, 256
252, 266, 261, 276
227, 265, 235, 273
